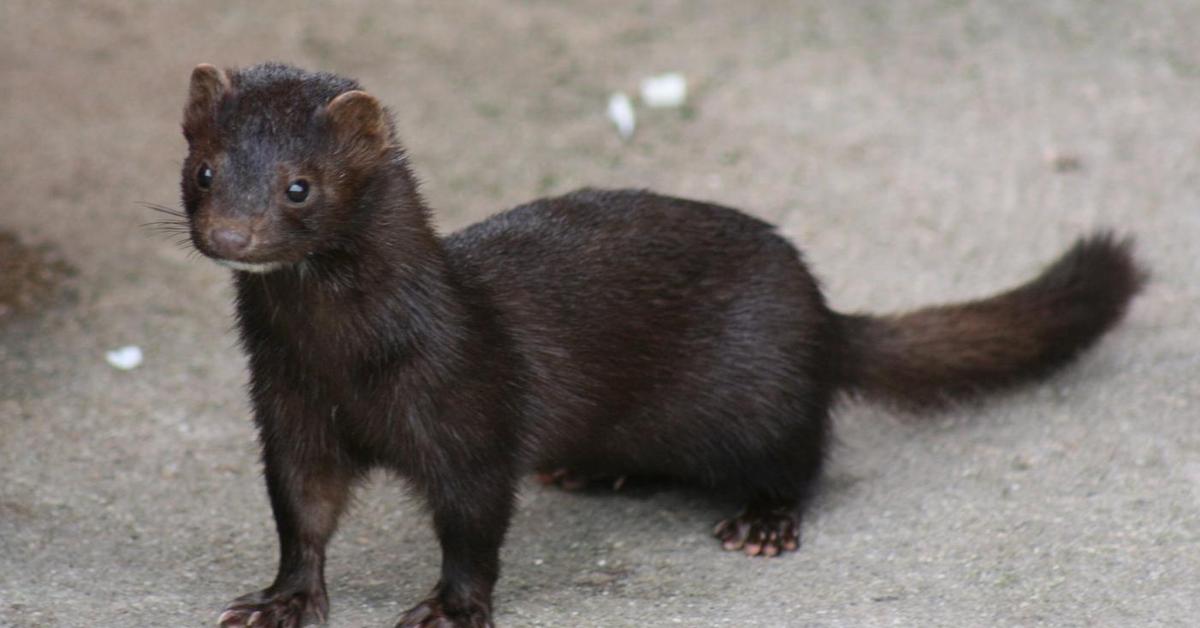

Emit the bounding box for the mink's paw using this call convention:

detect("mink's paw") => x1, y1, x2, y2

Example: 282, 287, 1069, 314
217, 588, 328, 628
713, 508, 800, 557
535, 468, 628, 491
396, 597, 492, 628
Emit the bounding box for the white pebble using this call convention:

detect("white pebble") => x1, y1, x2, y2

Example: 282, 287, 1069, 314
639, 73, 687, 108
607, 92, 636, 139
105, 345, 143, 370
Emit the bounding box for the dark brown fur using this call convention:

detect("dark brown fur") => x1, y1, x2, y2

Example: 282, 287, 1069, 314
839, 234, 1145, 408
174, 63, 1144, 628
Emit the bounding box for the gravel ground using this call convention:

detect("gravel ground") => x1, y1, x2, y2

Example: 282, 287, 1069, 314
2, 1, 1197, 626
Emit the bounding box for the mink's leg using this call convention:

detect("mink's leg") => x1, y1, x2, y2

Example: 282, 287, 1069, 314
712, 498, 803, 557
712, 395, 828, 558
396, 474, 515, 628
534, 467, 631, 491
218, 443, 353, 627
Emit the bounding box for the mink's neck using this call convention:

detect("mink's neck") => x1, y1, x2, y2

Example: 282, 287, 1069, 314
302, 154, 451, 302
234, 154, 474, 370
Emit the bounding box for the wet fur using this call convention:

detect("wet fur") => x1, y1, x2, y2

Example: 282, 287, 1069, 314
180, 63, 1144, 627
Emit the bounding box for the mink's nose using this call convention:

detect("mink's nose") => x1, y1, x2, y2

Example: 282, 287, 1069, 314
209, 227, 251, 256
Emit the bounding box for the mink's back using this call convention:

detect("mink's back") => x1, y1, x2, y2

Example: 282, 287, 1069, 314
443, 189, 836, 485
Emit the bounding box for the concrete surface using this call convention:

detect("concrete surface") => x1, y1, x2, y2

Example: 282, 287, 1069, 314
2, 1, 1197, 626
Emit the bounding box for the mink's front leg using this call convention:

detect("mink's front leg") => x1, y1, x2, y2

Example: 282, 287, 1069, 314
219, 434, 353, 628
396, 466, 516, 628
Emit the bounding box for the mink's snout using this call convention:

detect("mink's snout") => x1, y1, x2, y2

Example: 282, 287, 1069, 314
209, 227, 251, 256
194, 218, 258, 262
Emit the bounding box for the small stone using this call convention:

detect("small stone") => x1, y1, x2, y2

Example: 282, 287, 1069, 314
105, 345, 143, 370
639, 73, 687, 108
1044, 149, 1083, 173
607, 92, 636, 139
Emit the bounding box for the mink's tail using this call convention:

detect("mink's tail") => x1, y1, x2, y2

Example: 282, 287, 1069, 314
834, 233, 1146, 409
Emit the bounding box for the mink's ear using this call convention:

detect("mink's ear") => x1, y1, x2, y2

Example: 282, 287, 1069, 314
324, 90, 389, 156
183, 63, 230, 142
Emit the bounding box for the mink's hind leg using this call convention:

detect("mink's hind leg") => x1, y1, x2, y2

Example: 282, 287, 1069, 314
710, 403, 827, 558
710, 439, 823, 558
534, 467, 638, 492
534, 467, 604, 491
713, 498, 803, 557
711, 445, 823, 558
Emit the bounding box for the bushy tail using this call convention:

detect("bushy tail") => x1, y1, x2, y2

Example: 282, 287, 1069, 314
836, 233, 1145, 409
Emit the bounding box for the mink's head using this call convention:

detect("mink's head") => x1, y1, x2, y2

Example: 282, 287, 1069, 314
180, 63, 398, 273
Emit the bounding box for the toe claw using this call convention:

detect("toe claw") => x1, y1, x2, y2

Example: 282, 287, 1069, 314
218, 588, 323, 628
397, 596, 492, 627
715, 505, 802, 558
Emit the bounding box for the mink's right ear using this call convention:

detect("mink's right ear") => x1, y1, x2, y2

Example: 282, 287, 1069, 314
182, 63, 230, 143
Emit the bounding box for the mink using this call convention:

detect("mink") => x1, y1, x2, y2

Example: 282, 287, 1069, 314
174, 63, 1144, 628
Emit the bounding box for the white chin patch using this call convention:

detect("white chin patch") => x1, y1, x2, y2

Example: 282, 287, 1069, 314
215, 259, 285, 274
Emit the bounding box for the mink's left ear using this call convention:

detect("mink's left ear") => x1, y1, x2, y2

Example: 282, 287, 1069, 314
324, 90, 390, 158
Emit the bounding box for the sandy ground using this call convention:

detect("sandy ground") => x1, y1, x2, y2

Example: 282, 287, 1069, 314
2, 1, 1198, 626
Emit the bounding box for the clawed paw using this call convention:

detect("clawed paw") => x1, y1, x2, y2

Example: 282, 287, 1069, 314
218, 588, 327, 628
535, 468, 629, 492
713, 508, 800, 557
396, 597, 492, 628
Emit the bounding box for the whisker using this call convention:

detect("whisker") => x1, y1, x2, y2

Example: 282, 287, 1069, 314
142, 226, 191, 240
138, 202, 197, 253
141, 220, 189, 231
139, 201, 188, 219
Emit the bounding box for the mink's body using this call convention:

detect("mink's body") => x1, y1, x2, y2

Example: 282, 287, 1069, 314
176, 64, 1143, 628
446, 190, 835, 493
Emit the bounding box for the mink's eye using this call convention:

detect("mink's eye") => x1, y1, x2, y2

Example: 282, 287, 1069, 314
285, 179, 310, 204
196, 163, 214, 189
